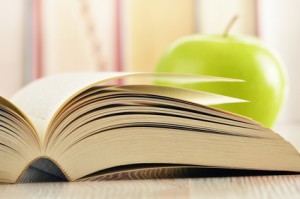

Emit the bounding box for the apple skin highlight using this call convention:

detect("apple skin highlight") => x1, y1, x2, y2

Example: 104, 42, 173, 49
156, 35, 287, 127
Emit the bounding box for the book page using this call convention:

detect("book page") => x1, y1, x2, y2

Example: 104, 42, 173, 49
11, 72, 243, 143
0, 96, 37, 134
119, 85, 247, 106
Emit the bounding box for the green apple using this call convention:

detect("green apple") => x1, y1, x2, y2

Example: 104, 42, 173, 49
155, 35, 287, 127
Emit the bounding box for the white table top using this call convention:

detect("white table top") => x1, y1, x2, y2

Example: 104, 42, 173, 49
1, 175, 300, 199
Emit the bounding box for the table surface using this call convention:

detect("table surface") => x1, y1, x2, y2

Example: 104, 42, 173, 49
1, 175, 300, 199
0, 123, 299, 199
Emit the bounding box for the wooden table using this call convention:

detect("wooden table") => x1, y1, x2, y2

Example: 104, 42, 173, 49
0, 123, 299, 199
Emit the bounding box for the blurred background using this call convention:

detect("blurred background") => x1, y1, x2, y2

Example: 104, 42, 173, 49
0, 0, 299, 128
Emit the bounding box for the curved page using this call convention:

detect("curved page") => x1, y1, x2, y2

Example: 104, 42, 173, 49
11, 72, 244, 142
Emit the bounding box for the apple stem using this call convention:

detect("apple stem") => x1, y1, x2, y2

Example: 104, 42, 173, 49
223, 15, 239, 37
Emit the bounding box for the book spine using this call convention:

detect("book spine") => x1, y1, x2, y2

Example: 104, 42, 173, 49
41, 0, 118, 74
124, 0, 195, 73
0, 1, 26, 97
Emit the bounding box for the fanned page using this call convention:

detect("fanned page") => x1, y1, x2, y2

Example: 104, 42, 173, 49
11, 72, 243, 144
48, 84, 300, 181
0, 97, 41, 183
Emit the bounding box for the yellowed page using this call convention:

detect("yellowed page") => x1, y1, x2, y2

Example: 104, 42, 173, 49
0, 96, 41, 183
119, 85, 247, 106
11, 72, 243, 143
0, 96, 37, 135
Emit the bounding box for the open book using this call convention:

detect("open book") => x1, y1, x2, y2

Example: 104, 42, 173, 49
1, 72, 300, 184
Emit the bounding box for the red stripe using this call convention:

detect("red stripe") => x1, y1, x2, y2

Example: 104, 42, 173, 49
115, 0, 123, 72
32, 0, 43, 79
115, 0, 123, 85
254, 0, 260, 37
